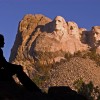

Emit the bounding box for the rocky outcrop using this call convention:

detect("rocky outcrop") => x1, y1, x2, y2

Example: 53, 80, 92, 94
0, 81, 87, 100
9, 14, 52, 76
9, 14, 90, 77
49, 57, 100, 89
9, 14, 89, 64
9, 14, 51, 63
9, 14, 100, 97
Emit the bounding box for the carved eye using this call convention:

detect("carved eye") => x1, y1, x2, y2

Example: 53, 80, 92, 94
98, 27, 100, 29
70, 26, 73, 30
58, 20, 61, 22
95, 32, 99, 35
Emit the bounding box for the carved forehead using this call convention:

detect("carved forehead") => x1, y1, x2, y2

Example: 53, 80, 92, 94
54, 16, 66, 23
92, 26, 100, 32
68, 21, 77, 27
79, 28, 87, 31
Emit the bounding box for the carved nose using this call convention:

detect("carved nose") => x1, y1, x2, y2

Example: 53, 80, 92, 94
94, 33, 97, 38
55, 21, 59, 25
70, 26, 73, 30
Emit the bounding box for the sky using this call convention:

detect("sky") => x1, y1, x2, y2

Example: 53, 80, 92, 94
0, 0, 100, 61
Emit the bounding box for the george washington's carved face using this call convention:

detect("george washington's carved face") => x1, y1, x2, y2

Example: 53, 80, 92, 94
51, 16, 68, 42
53, 16, 66, 31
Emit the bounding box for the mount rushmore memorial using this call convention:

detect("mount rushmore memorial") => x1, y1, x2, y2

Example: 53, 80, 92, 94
9, 14, 100, 96
9, 14, 100, 63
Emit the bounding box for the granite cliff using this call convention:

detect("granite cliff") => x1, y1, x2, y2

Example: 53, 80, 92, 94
9, 14, 100, 99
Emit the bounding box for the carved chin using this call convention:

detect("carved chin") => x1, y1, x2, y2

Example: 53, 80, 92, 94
95, 40, 100, 44
55, 28, 62, 31
55, 29, 60, 31
95, 37, 100, 40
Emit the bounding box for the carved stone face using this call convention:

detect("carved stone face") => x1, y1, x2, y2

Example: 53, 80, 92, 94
68, 21, 79, 40
94, 32, 100, 42
79, 28, 87, 43
53, 16, 66, 31
92, 26, 100, 44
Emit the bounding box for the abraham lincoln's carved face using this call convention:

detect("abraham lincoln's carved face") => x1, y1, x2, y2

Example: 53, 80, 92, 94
53, 16, 66, 31
94, 32, 100, 42
93, 26, 100, 41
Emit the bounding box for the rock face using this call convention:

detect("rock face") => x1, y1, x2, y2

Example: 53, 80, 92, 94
49, 57, 100, 89
9, 14, 52, 75
9, 14, 89, 63
9, 14, 51, 63
9, 14, 90, 76
9, 14, 100, 95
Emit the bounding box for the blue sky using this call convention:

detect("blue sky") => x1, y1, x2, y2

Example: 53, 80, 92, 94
0, 0, 100, 61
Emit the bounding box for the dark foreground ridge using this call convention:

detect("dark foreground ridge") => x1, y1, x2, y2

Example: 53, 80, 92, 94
0, 81, 88, 100
0, 34, 88, 100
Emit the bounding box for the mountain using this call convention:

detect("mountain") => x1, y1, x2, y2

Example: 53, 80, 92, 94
9, 14, 100, 99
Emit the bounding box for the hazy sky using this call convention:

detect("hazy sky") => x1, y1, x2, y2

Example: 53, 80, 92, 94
0, 0, 100, 61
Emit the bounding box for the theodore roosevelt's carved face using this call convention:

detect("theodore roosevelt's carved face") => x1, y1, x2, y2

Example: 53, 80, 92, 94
53, 16, 66, 31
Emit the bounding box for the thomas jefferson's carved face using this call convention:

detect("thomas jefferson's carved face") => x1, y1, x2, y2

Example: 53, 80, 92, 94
53, 16, 65, 31
68, 21, 79, 39
68, 22, 79, 35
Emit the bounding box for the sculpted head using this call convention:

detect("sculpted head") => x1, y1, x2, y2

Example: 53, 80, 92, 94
50, 16, 68, 42
92, 26, 100, 43
68, 21, 79, 40
53, 16, 67, 31
79, 28, 87, 43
